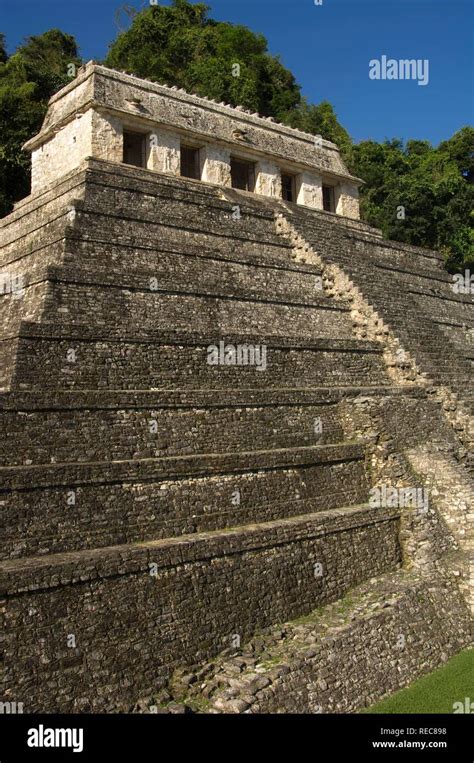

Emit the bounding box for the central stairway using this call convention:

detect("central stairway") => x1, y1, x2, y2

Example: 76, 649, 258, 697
281, 201, 474, 467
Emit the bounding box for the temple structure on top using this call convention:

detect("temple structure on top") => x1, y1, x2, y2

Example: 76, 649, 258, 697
23, 61, 362, 219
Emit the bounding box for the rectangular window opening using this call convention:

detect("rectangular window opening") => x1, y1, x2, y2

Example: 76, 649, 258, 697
231, 158, 255, 192
281, 173, 296, 203
322, 184, 335, 213
180, 145, 201, 180
123, 131, 146, 168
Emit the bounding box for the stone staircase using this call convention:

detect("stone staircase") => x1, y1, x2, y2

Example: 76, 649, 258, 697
0, 159, 471, 712
163, 569, 471, 714
279, 203, 474, 468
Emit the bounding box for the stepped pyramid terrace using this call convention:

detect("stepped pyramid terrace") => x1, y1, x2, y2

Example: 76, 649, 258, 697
0, 62, 472, 713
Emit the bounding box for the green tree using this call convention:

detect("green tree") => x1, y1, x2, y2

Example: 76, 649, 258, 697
286, 99, 352, 156
438, 126, 474, 184
106, 0, 302, 120
349, 131, 474, 271
0, 33, 7, 64
0, 30, 81, 216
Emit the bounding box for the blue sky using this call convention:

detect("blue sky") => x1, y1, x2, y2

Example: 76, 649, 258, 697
1, 0, 473, 145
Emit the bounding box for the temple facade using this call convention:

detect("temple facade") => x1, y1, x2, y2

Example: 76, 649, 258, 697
23, 61, 362, 219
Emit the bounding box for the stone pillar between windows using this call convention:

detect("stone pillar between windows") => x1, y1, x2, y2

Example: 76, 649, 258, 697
255, 160, 282, 199
296, 172, 323, 209
200, 145, 232, 186
148, 128, 180, 175
91, 111, 123, 163
336, 183, 360, 220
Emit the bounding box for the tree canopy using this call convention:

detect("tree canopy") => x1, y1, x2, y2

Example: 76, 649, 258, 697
348, 129, 474, 271
0, 0, 472, 271
0, 33, 7, 64
0, 29, 81, 216
106, 0, 302, 121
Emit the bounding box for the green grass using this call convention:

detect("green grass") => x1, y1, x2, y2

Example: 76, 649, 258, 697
362, 648, 474, 714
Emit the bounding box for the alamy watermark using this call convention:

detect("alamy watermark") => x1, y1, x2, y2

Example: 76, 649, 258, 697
452, 697, 473, 713
0, 700, 24, 713
369, 485, 429, 513
0, 271, 26, 299
451, 270, 474, 295
27, 724, 83, 753
369, 56, 429, 87
207, 341, 267, 371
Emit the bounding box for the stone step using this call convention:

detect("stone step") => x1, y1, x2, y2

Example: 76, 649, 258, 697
0, 274, 350, 344
0, 336, 17, 391
78, 180, 279, 227
2, 444, 371, 559
280, 210, 474, 452
4, 160, 278, 252
6, 324, 389, 392
2, 160, 97, 222
0, 384, 423, 409
290, 210, 443, 259
338, 265, 468, 304
416, 362, 472, 378
374, 260, 464, 288
2, 384, 441, 470
36, 279, 352, 341
45, 262, 328, 307
364, 291, 471, 311
0, 179, 83, 255
175, 567, 471, 714
1, 501, 401, 712
2, 216, 294, 276
72, 200, 286, 250
62, 233, 322, 279
410, 339, 473, 351
388, 320, 472, 339
422, 372, 473, 386
0, 441, 365, 490
1, 398, 348, 467
417, 356, 472, 370
1, 235, 322, 290
0, 502, 397, 579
